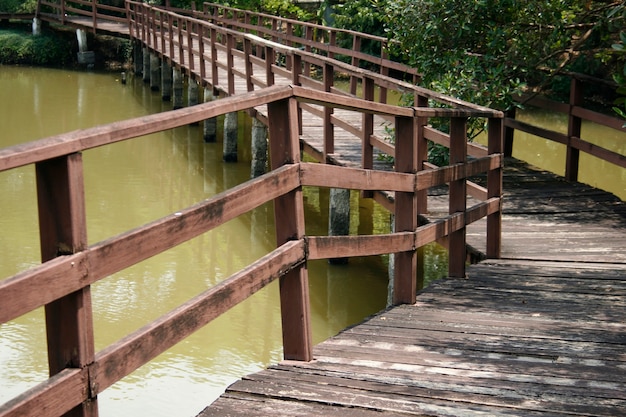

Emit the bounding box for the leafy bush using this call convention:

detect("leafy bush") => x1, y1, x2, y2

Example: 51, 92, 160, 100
0, 29, 73, 66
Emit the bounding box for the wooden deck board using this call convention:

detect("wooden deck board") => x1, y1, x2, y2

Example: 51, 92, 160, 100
199, 261, 626, 417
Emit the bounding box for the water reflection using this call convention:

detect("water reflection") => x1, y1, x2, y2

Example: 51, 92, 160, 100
0, 66, 453, 416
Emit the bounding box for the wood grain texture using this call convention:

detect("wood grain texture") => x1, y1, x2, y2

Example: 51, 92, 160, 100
199, 261, 626, 417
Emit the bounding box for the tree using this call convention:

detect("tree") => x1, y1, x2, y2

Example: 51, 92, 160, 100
609, 4, 626, 123
384, 0, 625, 112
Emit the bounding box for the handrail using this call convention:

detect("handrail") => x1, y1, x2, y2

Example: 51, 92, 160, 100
0, 84, 503, 417
124, 0, 500, 216
37, 0, 127, 31
505, 80, 626, 184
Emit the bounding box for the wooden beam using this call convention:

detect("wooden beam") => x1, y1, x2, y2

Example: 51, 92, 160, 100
35, 154, 96, 417
393, 116, 418, 303
93, 240, 306, 393
448, 118, 467, 278
268, 98, 313, 362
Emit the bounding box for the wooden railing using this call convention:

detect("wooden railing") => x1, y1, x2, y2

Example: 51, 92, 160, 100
193, 2, 420, 91
126, 1, 499, 216
505, 76, 626, 182
37, 0, 126, 31
0, 83, 503, 417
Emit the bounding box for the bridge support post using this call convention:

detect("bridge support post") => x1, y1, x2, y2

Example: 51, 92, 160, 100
133, 40, 142, 75
150, 53, 160, 91
173, 68, 184, 109
32, 18, 41, 36
161, 61, 172, 101
142, 48, 150, 83
203, 89, 217, 142
223, 112, 238, 162
76, 29, 94, 66
328, 188, 351, 265
250, 118, 267, 177
188, 78, 199, 107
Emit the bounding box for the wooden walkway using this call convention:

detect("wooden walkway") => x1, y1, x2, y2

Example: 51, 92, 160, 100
199, 165, 626, 415
38, 5, 626, 416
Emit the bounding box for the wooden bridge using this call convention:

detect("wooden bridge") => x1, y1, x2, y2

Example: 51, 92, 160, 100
1, 1, 626, 416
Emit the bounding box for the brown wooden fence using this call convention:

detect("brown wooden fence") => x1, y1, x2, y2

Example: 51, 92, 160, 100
0, 83, 503, 417
37, 0, 127, 30
124, 1, 499, 213
505, 77, 626, 182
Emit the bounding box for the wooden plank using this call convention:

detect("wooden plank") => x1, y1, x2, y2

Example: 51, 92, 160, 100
0, 369, 88, 417
93, 240, 306, 393
299, 163, 414, 192
0, 86, 294, 172
307, 233, 415, 260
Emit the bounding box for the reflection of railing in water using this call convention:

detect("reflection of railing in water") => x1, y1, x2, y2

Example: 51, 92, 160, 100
0, 84, 503, 417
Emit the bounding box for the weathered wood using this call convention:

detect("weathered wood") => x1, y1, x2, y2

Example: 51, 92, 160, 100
0, 86, 294, 172
0, 369, 88, 417
299, 163, 414, 192
393, 116, 418, 303
93, 240, 306, 393
201, 261, 626, 417
307, 233, 415, 260
268, 98, 313, 362
35, 154, 96, 417
448, 117, 467, 278
0, 165, 300, 325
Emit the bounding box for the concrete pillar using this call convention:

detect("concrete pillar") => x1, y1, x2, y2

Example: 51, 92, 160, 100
203, 89, 217, 142
76, 29, 94, 66
328, 188, 351, 265
172, 68, 184, 109
142, 48, 150, 83
150, 53, 160, 91
223, 112, 238, 162
188, 78, 199, 107
161, 61, 172, 101
32, 18, 41, 36
133, 40, 142, 75
251, 118, 268, 177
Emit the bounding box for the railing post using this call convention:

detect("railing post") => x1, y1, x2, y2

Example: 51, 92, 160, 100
268, 97, 312, 362
198, 24, 206, 81
393, 116, 418, 304
566, 77, 582, 182
60, 0, 66, 24
91, 0, 97, 33
415, 95, 428, 214
448, 117, 468, 278
187, 20, 195, 72
210, 26, 218, 87
292, 53, 303, 135
244, 37, 254, 92
350, 36, 361, 95
379, 45, 389, 103
361, 76, 375, 195
265, 45, 275, 87
36, 153, 97, 417
487, 117, 503, 259
323, 62, 334, 159
226, 32, 235, 94
504, 107, 516, 157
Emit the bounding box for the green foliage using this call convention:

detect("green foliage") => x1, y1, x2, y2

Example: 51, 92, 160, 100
213, 0, 312, 20
609, 5, 626, 124
0, 29, 73, 66
330, 0, 388, 64
384, 1, 624, 110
